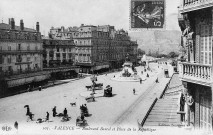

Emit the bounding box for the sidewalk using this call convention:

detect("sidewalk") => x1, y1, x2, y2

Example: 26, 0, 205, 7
112, 71, 171, 128
143, 74, 183, 127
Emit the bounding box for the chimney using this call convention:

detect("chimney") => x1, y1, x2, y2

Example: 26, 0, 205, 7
11, 18, 15, 29
20, 19, 24, 31
36, 22, 39, 32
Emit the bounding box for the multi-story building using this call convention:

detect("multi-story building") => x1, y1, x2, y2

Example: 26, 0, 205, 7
42, 27, 78, 79
43, 27, 75, 67
178, 0, 213, 130
69, 24, 138, 73
0, 18, 49, 96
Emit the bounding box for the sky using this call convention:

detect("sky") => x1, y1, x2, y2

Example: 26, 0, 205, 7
0, 0, 180, 35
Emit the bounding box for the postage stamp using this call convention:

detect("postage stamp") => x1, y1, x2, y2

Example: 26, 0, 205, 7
130, 0, 166, 30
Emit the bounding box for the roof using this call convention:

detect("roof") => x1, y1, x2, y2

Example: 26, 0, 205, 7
0, 23, 36, 32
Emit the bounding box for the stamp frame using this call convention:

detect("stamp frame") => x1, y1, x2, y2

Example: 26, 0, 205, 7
129, 0, 167, 31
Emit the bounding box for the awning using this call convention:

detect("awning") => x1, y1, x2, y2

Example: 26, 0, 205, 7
7, 74, 50, 88
93, 65, 109, 70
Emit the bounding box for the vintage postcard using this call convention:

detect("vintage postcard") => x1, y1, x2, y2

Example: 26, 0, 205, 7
0, 0, 212, 135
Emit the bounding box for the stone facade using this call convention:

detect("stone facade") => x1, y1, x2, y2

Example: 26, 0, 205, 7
42, 27, 75, 68
178, 1, 213, 130
68, 24, 138, 73
0, 18, 49, 96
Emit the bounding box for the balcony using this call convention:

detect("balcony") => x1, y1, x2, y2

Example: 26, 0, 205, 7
0, 50, 43, 54
179, 62, 212, 86
179, 0, 213, 13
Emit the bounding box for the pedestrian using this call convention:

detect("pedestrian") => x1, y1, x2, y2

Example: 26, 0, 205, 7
133, 88, 135, 95
155, 78, 159, 83
180, 93, 185, 122
64, 108, 67, 117
180, 93, 185, 111
114, 75, 115, 78
140, 79, 142, 84
147, 73, 149, 78
26, 106, 30, 116
28, 85, 31, 92
39, 86, 42, 91
14, 121, 18, 130
46, 112, 49, 122
52, 106, 57, 117
28, 112, 34, 121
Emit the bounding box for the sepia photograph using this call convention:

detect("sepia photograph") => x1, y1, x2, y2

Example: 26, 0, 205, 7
0, 0, 212, 135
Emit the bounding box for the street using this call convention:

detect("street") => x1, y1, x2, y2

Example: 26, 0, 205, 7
0, 63, 170, 134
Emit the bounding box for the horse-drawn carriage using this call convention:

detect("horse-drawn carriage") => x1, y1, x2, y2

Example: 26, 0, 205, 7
104, 85, 112, 97
76, 116, 87, 127
80, 104, 89, 117
76, 105, 89, 127
85, 81, 103, 90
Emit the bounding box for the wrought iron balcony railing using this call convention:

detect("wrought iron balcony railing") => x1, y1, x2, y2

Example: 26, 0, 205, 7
179, 0, 213, 13
179, 62, 212, 86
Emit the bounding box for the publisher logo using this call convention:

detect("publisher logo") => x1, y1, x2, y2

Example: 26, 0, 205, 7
2, 125, 12, 131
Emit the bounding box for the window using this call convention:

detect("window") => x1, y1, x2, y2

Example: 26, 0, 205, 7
63, 48, 66, 52
63, 53, 66, 59
27, 45, 30, 51
0, 55, 2, 64
27, 64, 31, 70
57, 48, 60, 52
35, 64, 38, 69
8, 66, 12, 74
17, 55, 22, 62
7, 56, 11, 63
8, 46, 11, 51
27, 57, 31, 62
18, 44, 21, 51
69, 54, 72, 59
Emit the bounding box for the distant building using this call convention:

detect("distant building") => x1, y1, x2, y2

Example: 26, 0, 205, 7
178, 1, 213, 130
43, 26, 75, 67
42, 26, 78, 80
69, 24, 138, 73
0, 18, 49, 96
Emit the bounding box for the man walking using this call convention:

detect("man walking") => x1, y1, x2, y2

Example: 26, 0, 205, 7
133, 88, 135, 95
52, 106, 57, 117
46, 112, 49, 122
155, 78, 159, 83
26, 106, 30, 116
147, 73, 149, 78
64, 108, 68, 117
